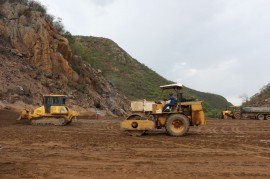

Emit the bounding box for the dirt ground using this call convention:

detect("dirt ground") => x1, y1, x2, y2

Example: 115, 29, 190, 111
1, 109, 270, 179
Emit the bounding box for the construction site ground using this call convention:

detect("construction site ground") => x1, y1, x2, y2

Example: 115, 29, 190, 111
1, 109, 270, 179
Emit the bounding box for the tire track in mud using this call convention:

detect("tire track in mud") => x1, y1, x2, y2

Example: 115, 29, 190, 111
10, 119, 270, 156
2, 116, 270, 178
232, 126, 244, 134
188, 120, 270, 158
79, 119, 270, 156
195, 126, 218, 134
77, 120, 208, 152
128, 136, 251, 157
193, 125, 244, 135
53, 120, 121, 135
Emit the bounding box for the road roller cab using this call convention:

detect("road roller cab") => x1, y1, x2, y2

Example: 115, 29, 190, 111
120, 83, 205, 136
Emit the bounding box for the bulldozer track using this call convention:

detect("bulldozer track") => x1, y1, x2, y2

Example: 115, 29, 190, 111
30, 117, 70, 126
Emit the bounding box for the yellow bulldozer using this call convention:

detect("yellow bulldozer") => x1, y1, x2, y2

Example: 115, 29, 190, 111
120, 83, 205, 136
19, 94, 79, 125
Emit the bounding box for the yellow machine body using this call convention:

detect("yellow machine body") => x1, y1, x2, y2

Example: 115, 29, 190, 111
20, 94, 79, 125
120, 83, 205, 136
120, 117, 156, 131
221, 105, 241, 119
150, 101, 205, 126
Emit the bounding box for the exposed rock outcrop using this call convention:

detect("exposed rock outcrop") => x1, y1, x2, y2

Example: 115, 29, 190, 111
0, 1, 130, 116
1, 2, 78, 81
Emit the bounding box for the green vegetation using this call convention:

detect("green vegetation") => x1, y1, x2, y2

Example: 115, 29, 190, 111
5, 0, 232, 117
28, 0, 46, 14
69, 35, 231, 117
6, 0, 47, 14
243, 83, 270, 107
71, 36, 171, 99
5, 0, 66, 34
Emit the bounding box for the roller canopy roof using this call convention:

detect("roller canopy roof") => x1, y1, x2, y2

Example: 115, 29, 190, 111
43, 94, 67, 97
159, 83, 183, 89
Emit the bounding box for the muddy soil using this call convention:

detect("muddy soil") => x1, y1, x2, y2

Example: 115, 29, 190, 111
1, 109, 270, 179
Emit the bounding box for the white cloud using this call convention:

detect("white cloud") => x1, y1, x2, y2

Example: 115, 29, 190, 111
186, 68, 199, 77
174, 58, 242, 94
90, 0, 115, 6
38, 0, 270, 105
226, 96, 243, 106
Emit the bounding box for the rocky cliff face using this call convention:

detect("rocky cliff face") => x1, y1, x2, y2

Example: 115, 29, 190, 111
0, 0, 130, 116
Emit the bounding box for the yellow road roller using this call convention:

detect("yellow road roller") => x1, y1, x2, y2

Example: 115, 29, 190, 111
120, 83, 205, 136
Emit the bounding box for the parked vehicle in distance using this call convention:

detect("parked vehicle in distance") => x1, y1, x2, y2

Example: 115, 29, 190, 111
221, 106, 270, 120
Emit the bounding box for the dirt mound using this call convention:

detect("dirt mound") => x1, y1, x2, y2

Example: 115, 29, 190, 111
0, 109, 20, 126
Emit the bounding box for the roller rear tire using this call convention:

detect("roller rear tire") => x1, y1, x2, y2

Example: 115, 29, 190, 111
165, 114, 190, 137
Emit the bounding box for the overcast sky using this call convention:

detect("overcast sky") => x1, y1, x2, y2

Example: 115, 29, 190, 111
38, 0, 270, 105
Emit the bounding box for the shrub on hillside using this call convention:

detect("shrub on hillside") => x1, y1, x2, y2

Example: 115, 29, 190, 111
53, 19, 66, 34
45, 14, 54, 23
64, 31, 75, 44
28, 0, 46, 15
244, 83, 270, 106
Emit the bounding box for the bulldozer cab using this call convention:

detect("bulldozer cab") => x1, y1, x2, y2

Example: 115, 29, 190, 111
43, 95, 67, 113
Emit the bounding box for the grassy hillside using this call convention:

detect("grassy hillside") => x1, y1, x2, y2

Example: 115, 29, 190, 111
67, 35, 231, 117
243, 83, 270, 107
